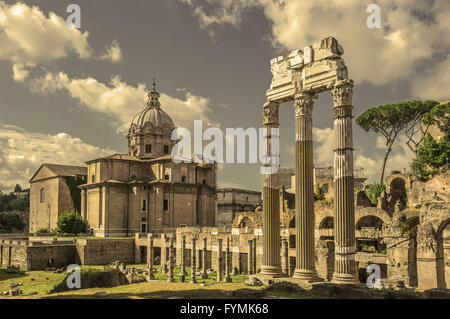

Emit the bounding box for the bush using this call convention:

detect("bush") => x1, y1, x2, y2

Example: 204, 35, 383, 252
314, 184, 325, 201
56, 211, 86, 234
0, 211, 25, 232
36, 227, 51, 234
366, 183, 386, 205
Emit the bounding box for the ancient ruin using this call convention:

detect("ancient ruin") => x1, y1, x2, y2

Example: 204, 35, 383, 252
261, 36, 357, 283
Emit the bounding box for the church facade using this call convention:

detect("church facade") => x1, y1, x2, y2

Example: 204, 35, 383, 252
78, 82, 216, 237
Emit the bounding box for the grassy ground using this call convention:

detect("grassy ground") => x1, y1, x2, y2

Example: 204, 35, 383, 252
0, 265, 312, 299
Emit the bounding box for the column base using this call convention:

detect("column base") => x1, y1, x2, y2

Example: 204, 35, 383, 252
292, 269, 323, 283
260, 265, 283, 277
224, 276, 232, 283
331, 273, 358, 284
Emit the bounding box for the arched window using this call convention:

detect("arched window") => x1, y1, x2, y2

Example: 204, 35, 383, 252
40, 188, 45, 203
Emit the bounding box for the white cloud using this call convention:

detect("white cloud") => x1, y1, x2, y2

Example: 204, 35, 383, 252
29, 72, 217, 134
0, 1, 92, 80
310, 127, 414, 183
180, 0, 450, 99
313, 127, 335, 167
0, 124, 114, 192
0, 1, 123, 81
100, 40, 122, 63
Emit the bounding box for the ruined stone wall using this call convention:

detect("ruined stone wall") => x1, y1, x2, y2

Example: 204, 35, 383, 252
26, 244, 76, 270
0, 239, 76, 270
76, 238, 135, 265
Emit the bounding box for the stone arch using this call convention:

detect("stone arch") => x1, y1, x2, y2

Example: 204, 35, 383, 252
238, 217, 253, 229
355, 207, 391, 226
319, 216, 334, 229
389, 177, 406, 194
437, 218, 450, 289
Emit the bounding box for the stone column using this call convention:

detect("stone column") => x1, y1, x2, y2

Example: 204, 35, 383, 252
217, 238, 223, 282
248, 239, 254, 275
261, 101, 283, 277
293, 93, 319, 282
253, 238, 257, 274
167, 236, 174, 282
148, 235, 154, 280
282, 239, 289, 276
224, 237, 232, 282
179, 235, 186, 282
202, 237, 208, 279
190, 237, 197, 283
331, 79, 357, 284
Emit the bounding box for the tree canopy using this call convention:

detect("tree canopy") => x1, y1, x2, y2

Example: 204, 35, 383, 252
356, 100, 439, 183
56, 211, 86, 234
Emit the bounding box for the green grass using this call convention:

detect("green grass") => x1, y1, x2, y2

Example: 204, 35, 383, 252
0, 264, 253, 299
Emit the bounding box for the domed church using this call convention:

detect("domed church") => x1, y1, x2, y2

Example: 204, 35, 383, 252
78, 82, 217, 237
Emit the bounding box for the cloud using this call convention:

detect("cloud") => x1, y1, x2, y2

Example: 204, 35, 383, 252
179, 0, 450, 99
412, 55, 450, 101
100, 40, 122, 63
313, 127, 335, 167
311, 127, 414, 183
28, 71, 217, 134
0, 1, 92, 80
0, 1, 123, 81
0, 124, 115, 192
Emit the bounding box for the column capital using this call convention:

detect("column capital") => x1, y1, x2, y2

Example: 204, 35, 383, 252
293, 93, 316, 118
331, 79, 354, 107
262, 100, 279, 125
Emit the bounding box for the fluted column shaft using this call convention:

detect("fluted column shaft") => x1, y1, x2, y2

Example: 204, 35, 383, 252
248, 239, 254, 275
167, 237, 174, 282
282, 239, 289, 276
261, 101, 282, 276
190, 238, 197, 283
331, 80, 357, 284
253, 238, 257, 274
202, 238, 208, 279
148, 236, 154, 280
224, 237, 232, 282
293, 93, 318, 281
181, 235, 186, 275
217, 238, 223, 282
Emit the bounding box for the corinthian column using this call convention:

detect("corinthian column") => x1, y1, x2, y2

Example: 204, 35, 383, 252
331, 79, 357, 284
293, 93, 319, 282
260, 101, 283, 277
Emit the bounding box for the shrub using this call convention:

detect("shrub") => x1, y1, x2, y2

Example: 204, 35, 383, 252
366, 183, 386, 205
36, 227, 51, 234
314, 184, 324, 201
56, 211, 86, 234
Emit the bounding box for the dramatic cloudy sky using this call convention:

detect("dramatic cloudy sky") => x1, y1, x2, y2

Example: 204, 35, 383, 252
0, 0, 448, 192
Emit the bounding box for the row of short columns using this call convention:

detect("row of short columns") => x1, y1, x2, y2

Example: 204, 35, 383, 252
148, 235, 239, 283
260, 79, 357, 283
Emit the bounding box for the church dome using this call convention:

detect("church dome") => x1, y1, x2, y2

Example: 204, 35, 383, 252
130, 81, 175, 130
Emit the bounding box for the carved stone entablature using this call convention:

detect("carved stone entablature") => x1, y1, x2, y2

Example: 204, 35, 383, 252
331, 79, 353, 107
293, 93, 316, 118
266, 36, 349, 102
262, 101, 279, 125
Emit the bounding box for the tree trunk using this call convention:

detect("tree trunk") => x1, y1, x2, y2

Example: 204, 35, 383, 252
380, 142, 393, 184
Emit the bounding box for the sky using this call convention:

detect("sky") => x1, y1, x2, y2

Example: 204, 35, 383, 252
0, 0, 448, 192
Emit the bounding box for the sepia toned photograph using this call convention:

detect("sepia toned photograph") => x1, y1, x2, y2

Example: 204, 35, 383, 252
0, 0, 448, 311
